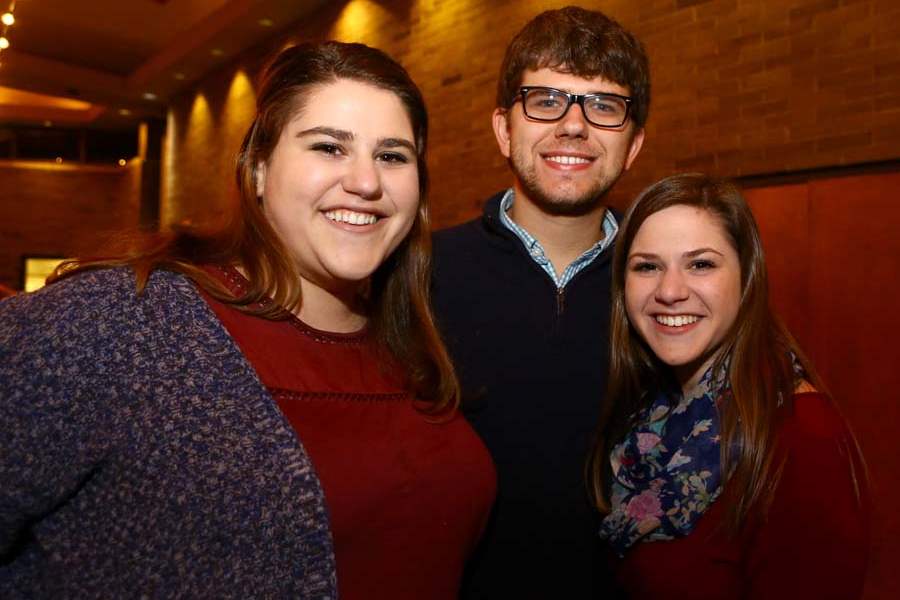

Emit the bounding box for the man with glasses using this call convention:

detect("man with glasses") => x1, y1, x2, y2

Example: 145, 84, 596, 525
432, 6, 650, 598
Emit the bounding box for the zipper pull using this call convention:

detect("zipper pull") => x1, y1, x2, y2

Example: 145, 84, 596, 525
556, 286, 565, 317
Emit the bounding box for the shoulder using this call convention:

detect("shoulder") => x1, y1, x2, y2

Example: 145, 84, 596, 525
774, 391, 868, 508
432, 217, 484, 249
433, 191, 507, 247
782, 391, 851, 441
0, 267, 205, 362
432, 191, 514, 268
2, 267, 196, 321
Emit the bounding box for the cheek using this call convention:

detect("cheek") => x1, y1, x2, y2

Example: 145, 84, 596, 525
723, 276, 742, 325
389, 172, 421, 222
623, 276, 646, 324
706, 274, 742, 327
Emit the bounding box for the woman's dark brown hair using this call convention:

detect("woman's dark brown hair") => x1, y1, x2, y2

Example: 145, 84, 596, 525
589, 172, 825, 532
52, 41, 458, 414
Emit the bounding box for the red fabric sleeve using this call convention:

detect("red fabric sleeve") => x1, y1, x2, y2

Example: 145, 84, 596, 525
745, 392, 870, 599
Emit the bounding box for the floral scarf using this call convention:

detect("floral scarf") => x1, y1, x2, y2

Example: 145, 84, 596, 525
599, 364, 728, 556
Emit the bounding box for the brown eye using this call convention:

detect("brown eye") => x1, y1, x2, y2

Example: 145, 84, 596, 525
689, 260, 715, 270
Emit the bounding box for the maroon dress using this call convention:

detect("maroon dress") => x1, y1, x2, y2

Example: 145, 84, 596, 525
615, 392, 870, 599
201, 266, 496, 599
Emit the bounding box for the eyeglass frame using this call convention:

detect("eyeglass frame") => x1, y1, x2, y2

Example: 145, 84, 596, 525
515, 86, 634, 129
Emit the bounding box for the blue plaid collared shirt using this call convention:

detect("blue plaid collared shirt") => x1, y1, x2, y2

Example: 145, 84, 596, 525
498, 188, 618, 289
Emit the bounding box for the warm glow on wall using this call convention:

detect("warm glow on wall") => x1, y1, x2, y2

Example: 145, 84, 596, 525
332, 0, 392, 44
188, 92, 212, 131
225, 70, 254, 112
223, 69, 256, 144
162, 109, 177, 228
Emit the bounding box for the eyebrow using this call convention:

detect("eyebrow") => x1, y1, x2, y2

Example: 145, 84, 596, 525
297, 126, 417, 154
297, 126, 353, 141
684, 247, 725, 258
628, 247, 725, 260
379, 137, 417, 154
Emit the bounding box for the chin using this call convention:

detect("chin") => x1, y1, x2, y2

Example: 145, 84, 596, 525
325, 261, 383, 285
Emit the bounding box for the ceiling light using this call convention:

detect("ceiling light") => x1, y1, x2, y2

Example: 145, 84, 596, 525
43, 120, 52, 127
118, 159, 127, 166
174, 72, 186, 80
211, 48, 224, 57
1, 12, 13, 26
55, 157, 63, 164
0, 37, 9, 50
118, 108, 132, 116
259, 18, 274, 27
142, 92, 157, 101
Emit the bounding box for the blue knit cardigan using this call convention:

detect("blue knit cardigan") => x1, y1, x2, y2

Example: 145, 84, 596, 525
0, 268, 336, 598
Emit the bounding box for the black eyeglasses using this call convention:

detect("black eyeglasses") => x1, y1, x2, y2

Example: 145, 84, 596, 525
516, 86, 633, 128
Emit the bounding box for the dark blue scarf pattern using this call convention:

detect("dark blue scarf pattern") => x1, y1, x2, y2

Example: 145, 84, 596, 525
599, 364, 728, 556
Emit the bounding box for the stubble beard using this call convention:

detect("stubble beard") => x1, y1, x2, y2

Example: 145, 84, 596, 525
509, 152, 623, 217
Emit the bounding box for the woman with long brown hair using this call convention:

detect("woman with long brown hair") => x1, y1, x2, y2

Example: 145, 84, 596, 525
589, 173, 869, 598
0, 41, 495, 598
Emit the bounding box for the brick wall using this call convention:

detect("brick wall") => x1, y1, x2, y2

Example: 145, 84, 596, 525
164, 0, 900, 228
0, 161, 141, 289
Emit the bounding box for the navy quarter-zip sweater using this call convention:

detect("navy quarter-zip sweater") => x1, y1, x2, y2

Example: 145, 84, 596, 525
432, 192, 620, 599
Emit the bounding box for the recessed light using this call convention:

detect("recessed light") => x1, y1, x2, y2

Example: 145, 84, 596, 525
211, 48, 224, 57
55, 157, 63, 164
174, 72, 186, 80
118, 108, 132, 116
259, 18, 274, 27
43, 120, 52, 127
142, 92, 157, 101
0, 37, 9, 50
118, 159, 127, 166
1, 12, 14, 26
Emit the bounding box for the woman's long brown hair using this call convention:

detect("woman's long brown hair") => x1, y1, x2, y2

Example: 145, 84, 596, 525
588, 173, 826, 533
51, 41, 459, 415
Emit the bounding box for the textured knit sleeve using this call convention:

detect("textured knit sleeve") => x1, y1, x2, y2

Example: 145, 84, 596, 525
0, 277, 117, 559
744, 392, 870, 599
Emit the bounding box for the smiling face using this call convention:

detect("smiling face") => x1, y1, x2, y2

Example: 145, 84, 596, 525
257, 78, 420, 299
624, 204, 742, 392
492, 68, 644, 216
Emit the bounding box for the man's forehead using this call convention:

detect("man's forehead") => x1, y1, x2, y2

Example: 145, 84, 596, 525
519, 67, 630, 95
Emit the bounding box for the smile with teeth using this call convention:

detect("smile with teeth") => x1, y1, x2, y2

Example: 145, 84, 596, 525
323, 209, 379, 226
545, 155, 591, 165
656, 314, 699, 327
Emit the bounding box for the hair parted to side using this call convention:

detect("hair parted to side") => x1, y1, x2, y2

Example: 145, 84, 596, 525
588, 173, 828, 533
496, 5, 651, 128
51, 41, 458, 414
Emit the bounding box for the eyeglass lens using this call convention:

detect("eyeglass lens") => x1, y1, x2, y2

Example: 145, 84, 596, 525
523, 88, 628, 127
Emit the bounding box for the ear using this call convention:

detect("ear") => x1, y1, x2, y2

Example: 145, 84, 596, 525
492, 108, 512, 159
623, 127, 645, 172
255, 161, 266, 198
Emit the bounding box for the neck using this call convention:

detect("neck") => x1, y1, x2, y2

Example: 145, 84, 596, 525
295, 277, 368, 333
508, 189, 608, 278
674, 352, 720, 397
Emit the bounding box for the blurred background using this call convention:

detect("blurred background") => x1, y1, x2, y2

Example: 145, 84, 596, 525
1, 1, 897, 596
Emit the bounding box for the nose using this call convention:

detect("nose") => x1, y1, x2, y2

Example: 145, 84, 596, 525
342, 155, 382, 200
655, 267, 690, 305
555, 99, 590, 138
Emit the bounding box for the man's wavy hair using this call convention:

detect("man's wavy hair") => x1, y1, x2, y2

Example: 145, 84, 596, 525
496, 6, 651, 128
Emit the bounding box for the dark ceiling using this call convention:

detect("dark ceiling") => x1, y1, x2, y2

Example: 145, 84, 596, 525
0, 0, 328, 128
